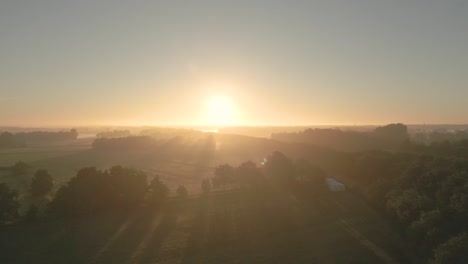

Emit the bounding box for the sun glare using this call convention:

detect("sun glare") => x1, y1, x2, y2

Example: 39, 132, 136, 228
203, 95, 236, 126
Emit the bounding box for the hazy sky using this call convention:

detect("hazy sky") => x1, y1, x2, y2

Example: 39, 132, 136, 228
1, 0, 467, 126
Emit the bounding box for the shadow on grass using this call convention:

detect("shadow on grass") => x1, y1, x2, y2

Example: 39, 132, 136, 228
0, 212, 131, 264
181, 195, 212, 263
133, 205, 179, 264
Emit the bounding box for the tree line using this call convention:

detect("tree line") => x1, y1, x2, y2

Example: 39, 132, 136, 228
0, 165, 183, 223
272, 123, 409, 151
0, 129, 78, 148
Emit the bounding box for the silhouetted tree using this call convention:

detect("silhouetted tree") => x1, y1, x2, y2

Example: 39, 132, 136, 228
201, 178, 211, 194
48, 166, 148, 217
0, 183, 19, 223
0, 132, 22, 148
264, 151, 295, 187
177, 185, 188, 198
374, 123, 408, 143
30, 169, 53, 198
213, 164, 235, 190
70, 128, 79, 139
236, 161, 263, 190
11, 161, 28, 177
107, 166, 148, 208
149, 175, 170, 206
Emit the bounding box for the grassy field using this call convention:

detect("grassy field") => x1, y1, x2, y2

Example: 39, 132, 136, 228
0, 145, 90, 167
0, 134, 280, 194
1, 190, 405, 264
0, 139, 215, 193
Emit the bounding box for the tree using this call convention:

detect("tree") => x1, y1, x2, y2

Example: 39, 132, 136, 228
263, 151, 295, 187
0, 132, 22, 148
70, 129, 79, 139
201, 178, 211, 194
31, 169, 53, 198
149, 175, 170, 206
0, 183, 19, 223
374, 123, 408, 142
107, 166, 148, 208
386, 189, 433, 225
407, 210, 443, 258
294, 159, 326, 184
11, 161, 28, 177
431, 233, 468, 264
213, 164, 235, 190
177, 185, 188, 198
48, 167, 104, 217
236, 161, 264, 190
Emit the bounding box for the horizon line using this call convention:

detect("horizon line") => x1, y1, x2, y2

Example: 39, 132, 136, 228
2, 123, 468, 129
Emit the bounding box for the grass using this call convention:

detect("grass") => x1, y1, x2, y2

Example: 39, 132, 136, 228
0, 145, 89, 167
1, 190, 405, 264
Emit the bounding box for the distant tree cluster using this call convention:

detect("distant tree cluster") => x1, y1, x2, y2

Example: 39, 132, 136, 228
272, 123, 409, 151
92, 136, 155, 150
0, 129, 78, 148
15, 129, 78, 143
139, 127, 205, 140
91, 133, 217, 163
96, 129, 132, 138
0, 132, 23, 148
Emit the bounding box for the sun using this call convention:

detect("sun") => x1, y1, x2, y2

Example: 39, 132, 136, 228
203, 95, 236, 126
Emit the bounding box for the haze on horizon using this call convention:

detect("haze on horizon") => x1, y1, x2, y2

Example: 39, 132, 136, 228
1, 0, 467, 127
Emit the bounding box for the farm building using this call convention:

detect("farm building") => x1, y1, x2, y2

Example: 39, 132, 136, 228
325, 177, 346, 192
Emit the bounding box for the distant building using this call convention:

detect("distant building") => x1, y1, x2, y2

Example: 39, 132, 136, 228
325, 177, 346, 192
